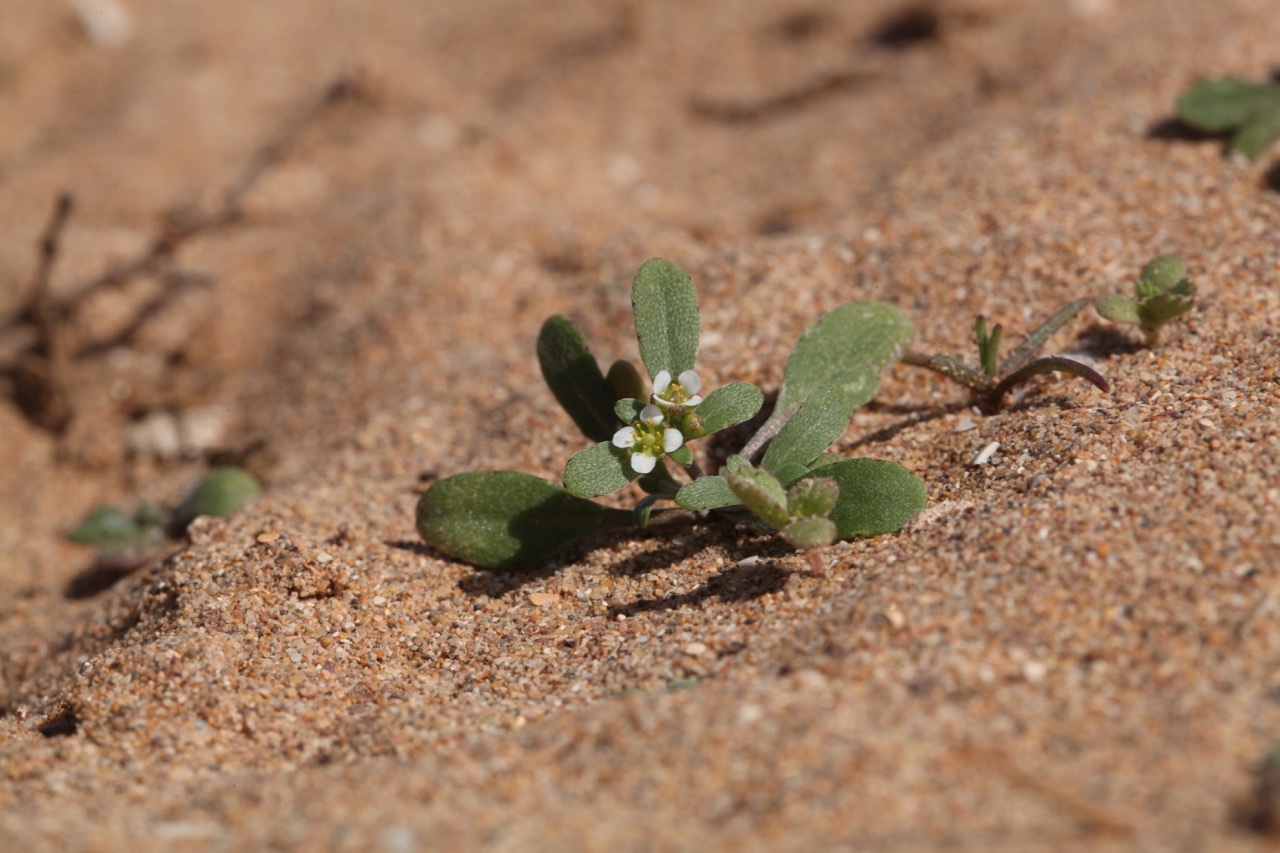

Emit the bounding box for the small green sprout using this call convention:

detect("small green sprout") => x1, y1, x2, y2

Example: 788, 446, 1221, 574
1177, 76, 1280, 161
902, 298, 1109, 413
417, 258, 926, 570
68, 467, 263, 569
1096, 254, 1196, 346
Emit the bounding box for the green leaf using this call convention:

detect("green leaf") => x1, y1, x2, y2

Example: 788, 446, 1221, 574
780, 517, 837, 550
669, 445, 694, 466
416, 471, 632, 569
633, 494, 662, 527
1177, 77, 1280, 132
804, 458, 926, 538
675, 476, 740, 511
564, 442, 635, 498
69, 505, 143, 546
1231, 107, 1280, 160
536, 315, 617, 442
1135, 255, 1188, 299
746, 302, 913, 458
696, 382, 764, 435
1096, 296, 1141, 325
171, 467, 262, 533
1138, 293, 1196, 344
761, 385, 856, 476
724, 466, 790, 529
999, 298, 1089, 376
631, 258, 700, 380
786, 477, 839, 519
615, 397, 647, 424
605, 359, 648, 403
975, 316, 1002, 378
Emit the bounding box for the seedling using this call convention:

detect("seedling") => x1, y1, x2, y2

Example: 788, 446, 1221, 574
416, 259, 927, 570
1177, 76, 1280, 161
1096, 254, 1196, 346
68, 466, 263, 567
901, 299, 1108, 413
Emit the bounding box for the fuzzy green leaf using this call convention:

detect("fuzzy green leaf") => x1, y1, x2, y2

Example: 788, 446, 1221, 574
1231, 108, 1280, 160
416, 471, 632, 569
1138, 293, 1196, 344
564, 442, 636, 498
615, 397, 647, 424
537, 315, 617, 442
746, 302, 913, 458
787, 477, 839, 519
171, 467, 262, 533
1135, 255, 1188, 299
804, 458, 926, 538
780, 517, 837, 550
761, 385, 856, 476
675, 476, 740, 510
725, 466, 790, 529
1096, 296, 1141, 325
669, 445, 694, 466
696, 381, 764, 435
1177, 77, 1280, 132
632, 258, 700, 380
69, 505, 144, 546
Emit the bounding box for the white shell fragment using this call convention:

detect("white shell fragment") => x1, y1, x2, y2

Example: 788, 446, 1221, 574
972, 441, 1001, 466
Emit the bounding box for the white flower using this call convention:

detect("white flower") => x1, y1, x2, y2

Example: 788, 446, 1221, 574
612, 403, 684, 474
652, 369, 703, 409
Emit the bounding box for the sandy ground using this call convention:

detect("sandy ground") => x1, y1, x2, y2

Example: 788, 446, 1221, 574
2, 0, 1279, 848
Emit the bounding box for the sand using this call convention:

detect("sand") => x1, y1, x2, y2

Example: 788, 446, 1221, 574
2, 0, 1279, 848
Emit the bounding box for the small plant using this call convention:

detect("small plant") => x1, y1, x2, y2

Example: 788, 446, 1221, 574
69, 466, 263, 566
1177, 76, 1280, 161
416, 259, 927, 570
901, 298, 1109, 413
1096, 254, 1196, 346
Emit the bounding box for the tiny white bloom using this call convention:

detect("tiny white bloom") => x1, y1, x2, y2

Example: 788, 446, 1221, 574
613, 404, 683, 474
652, 369, 703, 408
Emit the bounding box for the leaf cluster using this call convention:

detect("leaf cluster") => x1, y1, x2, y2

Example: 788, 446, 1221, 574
1177, 76, 1280, 161
417, 259, 926, 570
1096, 254, 1197, 346
69, 467, 263, 564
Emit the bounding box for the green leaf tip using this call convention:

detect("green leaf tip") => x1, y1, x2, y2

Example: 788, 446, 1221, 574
780, 516, 837, 550
632, 258, 700, 380
416, 471, 631, 569
537, 314, 617, 443
1135, 255, 1188, 299
695, 382, 764, 436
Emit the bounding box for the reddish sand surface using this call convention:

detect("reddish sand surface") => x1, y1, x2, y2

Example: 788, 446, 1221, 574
2, 0, 1279, 848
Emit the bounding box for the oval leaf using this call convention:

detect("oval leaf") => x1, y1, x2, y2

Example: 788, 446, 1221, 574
171, 467, 262, 534
762, 384, 856, 477
746, 302, 912, 458
803, 458, 926, 539
564, 442, 636, 498
675, 476, 740, 511
780, 516, 837, 550
632, 258, 700, 380
537, 315, 617, 442
417, 471, 632, 569
697, 381, 764, 435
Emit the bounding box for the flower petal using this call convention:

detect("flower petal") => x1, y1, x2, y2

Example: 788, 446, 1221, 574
683, 395, 703, 407
652, 370, 672, 396
663, 427, 684, 453
630, 452, 658, 474
612, 427, 636, 448
640, 404, 665, 424
677, 370, 701, 395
